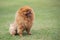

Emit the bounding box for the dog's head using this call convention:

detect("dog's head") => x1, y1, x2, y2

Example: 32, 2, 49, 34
19, 6, 33, 18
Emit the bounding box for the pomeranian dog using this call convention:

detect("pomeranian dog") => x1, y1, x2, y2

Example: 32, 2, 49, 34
15, 6, 34, 36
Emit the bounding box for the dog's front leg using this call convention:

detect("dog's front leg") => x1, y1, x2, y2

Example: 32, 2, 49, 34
17, 25, 23, 37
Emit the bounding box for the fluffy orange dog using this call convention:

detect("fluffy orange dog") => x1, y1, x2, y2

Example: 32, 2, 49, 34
15, 6, 34, 36
9, 6, 34, 36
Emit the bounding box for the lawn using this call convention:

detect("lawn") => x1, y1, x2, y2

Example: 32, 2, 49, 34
0, 0, 60, 40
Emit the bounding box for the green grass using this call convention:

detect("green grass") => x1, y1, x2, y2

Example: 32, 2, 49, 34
0, 0, 60, 40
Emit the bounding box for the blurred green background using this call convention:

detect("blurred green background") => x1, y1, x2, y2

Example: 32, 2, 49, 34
0, 0, 60, 40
